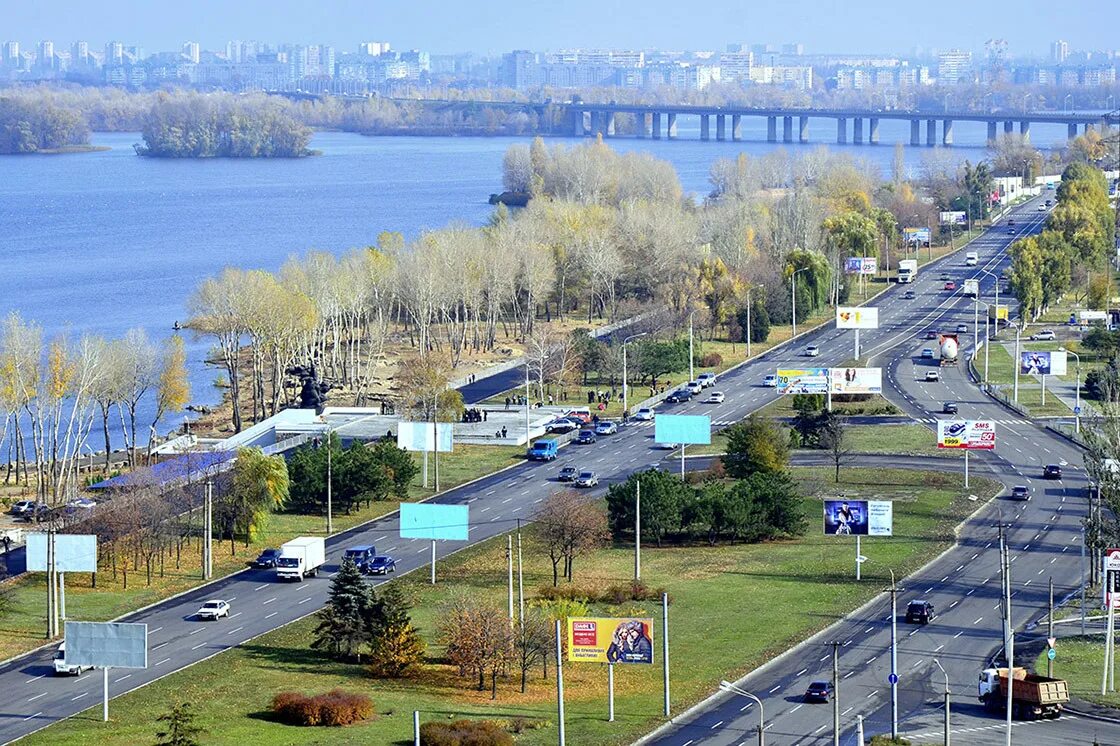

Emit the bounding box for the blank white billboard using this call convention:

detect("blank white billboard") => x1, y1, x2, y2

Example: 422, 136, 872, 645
397, 422, 453, 453
26, 533, 97, 573
64, 621, 147, 668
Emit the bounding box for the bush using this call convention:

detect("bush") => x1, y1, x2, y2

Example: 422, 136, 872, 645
699, 352, 723, 367
420, 719, 514, 746
535, 580, 665, 605
270, 689, 374, 727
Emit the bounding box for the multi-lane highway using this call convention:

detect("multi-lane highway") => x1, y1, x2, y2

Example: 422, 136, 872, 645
0, 193, 1107, 744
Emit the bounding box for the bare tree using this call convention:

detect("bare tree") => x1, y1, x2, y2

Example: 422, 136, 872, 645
535, 490, 610, 585
438, 593, 514, 697
819, 415, 850, 483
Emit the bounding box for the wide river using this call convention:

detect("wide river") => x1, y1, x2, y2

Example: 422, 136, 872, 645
0, 119, 1073, 442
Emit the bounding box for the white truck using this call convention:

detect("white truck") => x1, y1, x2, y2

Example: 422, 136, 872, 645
965, 251, 979, 266
897, 259, 917, 284
963, 278, 979, 298
276, 536, 326, 581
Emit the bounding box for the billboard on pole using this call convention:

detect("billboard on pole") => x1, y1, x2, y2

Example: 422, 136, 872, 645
776, 369, 828, 395
568, 618, 654, 664
654, 414, 711, 445
397, 422, 453, 453
937, 420, 996, 450
1105, 549, 1120, 609
399, 503, 469, 541
829, 368, 882, 394
26, 533, 97, 573
836, 307, 879, 329
940, 211, 967, 225
844, 257, 878, 275
64, 621, 148, 669
823, 500, 893, 536
1020, 350, 1067, 376
903, 227, 931, 245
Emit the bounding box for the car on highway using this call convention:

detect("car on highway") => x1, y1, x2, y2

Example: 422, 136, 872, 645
697, 373, 717, 388
805, 344, 821, 357
665, 389, 692, 403
196, 599, 231, 620
1038, 204, 1046, 211
575, 471, 599, 488
1043, 464, 1063, 479
762, 374, 778, 387
925, 330, 938, 340
955, 323, 968, 333
685, 380, 704, 396
545, 417, 582, 434
944, 281, 956, 291
558, 466, 578, 482
706, 391, 725, 403
1010, 485, 1030, 501
633, 407, 655, 421
1008, 219, 1015, 226
925, 370, 941, 382
905, 600, 936, 624
1045, 199, 1052, 206
53, 642, 92, 676
575, 429, 597, 445
253, 548, 283, 568
1030, 329, 1055, 341
803, 680, 834, 703
903, 290, 916, 300
943, 401, 958, 414
939, 272, 951, 281
594, 420, 618, 436
921, 348, 934, 359
1007, 226, 1015, 234
344, 545, 376, 570
364, 555, 397, 575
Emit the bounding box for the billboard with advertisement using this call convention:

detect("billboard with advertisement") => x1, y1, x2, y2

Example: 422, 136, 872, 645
776, 368, 829, 395
1020, 350, 1067, 376
937, 420, 996, 450
397, 422, 453, 453
903, 227, 931, 245
836, 307, 879, 329
844, 257, 878, 275
1105, 549, 1120, 609
654, 414, 711, 445
823, 500, 893, 536
568, 618, 654, 664
829, 368, 882, 394
940, 211, 967, 225
399, 503, 469, 541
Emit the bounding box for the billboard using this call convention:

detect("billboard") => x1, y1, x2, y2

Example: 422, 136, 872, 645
64, 621, 148, 669
940, 211, 967, 225
654, 414, 711, 446
937, 420, 996, 450
829, 368, 883, 394
836, 307, 879, 330
844, 257, 878, 275
568, 618, 654, 664
823, 500, 893, 536
26, 533, 97, 573
1020, 350, 1067, 376
903, 227, 931, 244
1105, 549, 1120, 609
397, 422, 453, 453
776, 369, 829, 395
399, 503, 469, 541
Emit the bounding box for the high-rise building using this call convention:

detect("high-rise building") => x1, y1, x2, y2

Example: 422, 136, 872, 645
37, 40, 54, 70
71, 40, 89, 66
1050, 40, 1069, 63
2, 41, 18, 66
781, 43, 804, 56
182, 41, 200, 64
358, 41, 390, 56
105, 41, 124, 65
937, 49, 972, 84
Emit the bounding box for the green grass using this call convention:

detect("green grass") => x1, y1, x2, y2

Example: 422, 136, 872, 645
981, 343, 1074, 418
28, 467, 1000, 746
686, 424, 941, 459
1034, 636, 1120, 708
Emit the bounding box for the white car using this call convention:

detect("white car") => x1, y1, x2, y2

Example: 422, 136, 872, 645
633, 407, 655, 421
1030, 329, 1055, 341
707, 391, 725, 403
575, 471, 599, 488
1038, 204, 1046, 211
762, 374, 778, 387
196, 599, 231, 620
925, 370, 941, 382
685, 381, 704, 395
805, 345, 821, 357
697, 373, 717, 388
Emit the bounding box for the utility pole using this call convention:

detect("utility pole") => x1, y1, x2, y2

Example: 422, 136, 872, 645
832, 641, 841, 746
204, 479, 213, 581
555, 620, 566, 746
1048, 577, 1055, 678
1003, 535, 1013, 746
506, 535, 514, 621
634, 479, 641, 581
326, 429, 334, 534
883, 569, 901, 739
517, 519, 524, 624
688, 311, 695, 383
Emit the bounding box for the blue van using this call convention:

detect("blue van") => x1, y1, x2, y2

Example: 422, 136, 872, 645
527, 438, 559, 461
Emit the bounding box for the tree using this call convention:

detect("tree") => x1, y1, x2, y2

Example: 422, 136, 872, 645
439, 593, 514, 696
312, 558, 374, 661
722, 415, 790, 478
154, 701, 204, 746
745, 471, 807, 538
228, 447, 289, 545
736, 293, 770, 345
819, 415, 849, 482
368, 438, 419, 498
148, 334, 190, 459
117, 328, 159, 466
605, 469, 692, 547
634, 337, 689, 385
512, 608, 551, 693
535, 490, 609, 585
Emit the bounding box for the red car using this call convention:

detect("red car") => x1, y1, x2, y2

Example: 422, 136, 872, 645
944, 281, 956, 291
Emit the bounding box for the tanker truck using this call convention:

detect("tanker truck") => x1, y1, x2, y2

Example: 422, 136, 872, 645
938, 333, 959, 366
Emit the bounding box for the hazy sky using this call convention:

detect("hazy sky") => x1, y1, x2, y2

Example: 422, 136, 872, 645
3, 0, 1106, 57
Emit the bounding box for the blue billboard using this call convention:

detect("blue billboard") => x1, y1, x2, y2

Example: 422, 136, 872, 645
654, 414, 711, 445
399, 503, 469, 541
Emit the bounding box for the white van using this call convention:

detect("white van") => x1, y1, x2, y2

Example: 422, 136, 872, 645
965, 252, 978, 266
54, 642, 91, 676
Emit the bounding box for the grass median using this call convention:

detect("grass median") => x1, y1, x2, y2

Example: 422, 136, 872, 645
28, 466, 999, 746
1034, 636, 1120, 708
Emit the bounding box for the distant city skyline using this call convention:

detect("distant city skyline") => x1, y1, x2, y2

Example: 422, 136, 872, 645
3, 0, 1114, 57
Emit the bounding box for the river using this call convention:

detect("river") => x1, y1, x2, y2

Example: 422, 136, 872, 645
0, 121, 1072, 443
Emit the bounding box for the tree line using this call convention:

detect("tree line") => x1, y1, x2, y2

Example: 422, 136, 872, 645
0, 94, 90, 153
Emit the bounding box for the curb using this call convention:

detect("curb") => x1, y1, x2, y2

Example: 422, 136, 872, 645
1064, 702, 1120, 725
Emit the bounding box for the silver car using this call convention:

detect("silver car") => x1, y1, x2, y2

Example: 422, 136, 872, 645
575, 471, 599, 488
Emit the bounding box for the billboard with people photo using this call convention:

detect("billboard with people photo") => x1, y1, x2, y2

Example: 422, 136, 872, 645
1020, 350, 1067, 376
568, 618, 654, 664
823, 500, 893, 536
829, 368, 882, 394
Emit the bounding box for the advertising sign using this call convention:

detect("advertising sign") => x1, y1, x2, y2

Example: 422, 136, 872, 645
829, 368, 883, 394
844, 257, 878, 275
64, 621, 148, 669
397, 422, 453, 453
776, 368, 829, 395
937, 420, 996, 450
1105, 549, 1120, 609
940, 211, 967, 225
1020, 350, 1067, 376
654, 414, 711, 446
399, 503, 469, 541
567, 618, 654, 664
903, 227, 931, 245
26, 533, 98, 573
823, 500, 893, 536
836, 307, 879, 330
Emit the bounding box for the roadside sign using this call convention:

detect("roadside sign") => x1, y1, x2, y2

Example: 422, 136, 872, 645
888, 673, 899, 684
1047, 637, 1056, 648
1075, 406, 1082, 415
1048, 648, 1056, 661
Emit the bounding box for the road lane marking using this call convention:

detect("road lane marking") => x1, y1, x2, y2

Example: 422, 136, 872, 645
227, 626, 244, 635
973, 617, 983, 625
263, 597, 277, 605
265, 612, 278, 619
254, 584, 268, 591
22, 712, 41, 721
710, 721, 723, 730
189, 628, 203, 635
152, 642, 169, 650
192, 642, 206, 650
796, 668, 808, 676
25, 675, 45, 684
114, 674, 131, 683
27, 693, 46, 702
769, 685, 781, 693
156, 657, 171, 666
299, 597, 313, 604
151, 626, 163, 633
71, 692, 88, 701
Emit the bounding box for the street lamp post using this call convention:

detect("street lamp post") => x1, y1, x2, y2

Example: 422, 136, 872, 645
791, 267, 810, 339
688, 311, 695, 383
622, 332, 647, 419
976, 299, 992, 384
719, 681, 765, 746
884, 569, 901, 739
934, 659, 951, 746
326, 427, 333, 534
1061, 347, 1082, 432
1013, 325, 1022, 404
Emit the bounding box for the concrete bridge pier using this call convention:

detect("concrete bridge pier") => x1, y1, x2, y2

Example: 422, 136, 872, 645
652, 112, 662, 139
1068, 122, 1078, 139
836, 117, 847, 144
988, 121, 998, 145
1019, 120, 1030, 142
716, 115, 727, 141
942, 119, 954, 146
767, 116, 777, 142
1004, 120, 1014, 134
732, 114, 742, 141
799, 116, 809, 143
910, 119, 921, 146
635, 113, 650, 138
926, 119, 937, 146
700, 114, 710, 141
571, 110, 585, 137
869, 118, 879, 144
783, 116, 794, 143
667, 113, 678, 139
853, 117, 864, 144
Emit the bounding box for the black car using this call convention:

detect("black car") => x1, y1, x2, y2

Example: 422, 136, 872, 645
253, 548, 282, 568
943, 401, 958, 414
906, 600, 935, 624
558, 466, 578, 482
575, 429, 597, 445
903, 290, 916, 300
364, 555, 396, 575
925, 330, 938, 340
804, 680, 834, 702
665, 389, 692, 403
1043, 464, 1063, 479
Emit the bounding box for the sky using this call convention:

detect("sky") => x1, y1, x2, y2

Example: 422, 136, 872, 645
2, 0, 1107, 57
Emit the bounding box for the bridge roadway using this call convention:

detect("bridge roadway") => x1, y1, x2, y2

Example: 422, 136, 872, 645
0, 195, 1104, 744
645, 199, 1114, 745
